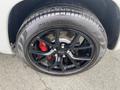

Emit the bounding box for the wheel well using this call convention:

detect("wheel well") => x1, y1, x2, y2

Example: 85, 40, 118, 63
8, 0, 120, 49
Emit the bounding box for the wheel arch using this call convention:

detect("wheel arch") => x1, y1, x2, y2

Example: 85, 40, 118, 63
8, 0, 120, 50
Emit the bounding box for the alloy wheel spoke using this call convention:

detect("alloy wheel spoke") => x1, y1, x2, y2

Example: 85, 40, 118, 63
48, 54, 59, 69
70, 33, 81, 48
59, 56, 65, 71
67, 55, 80, 68
29, 49, 55, 56
48, 54, 65, 71
74, 45, 93, 50
55, 30, 60, 45
66, 50, 91, 61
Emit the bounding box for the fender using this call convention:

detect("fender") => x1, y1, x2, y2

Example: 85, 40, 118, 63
0, 0, 22, 54
112, 0, 120, 50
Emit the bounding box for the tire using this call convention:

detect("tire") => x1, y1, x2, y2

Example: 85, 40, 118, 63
16, 5, 107, 76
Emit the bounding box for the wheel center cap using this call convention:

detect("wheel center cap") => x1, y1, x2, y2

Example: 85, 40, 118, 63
57, 43, 67, 55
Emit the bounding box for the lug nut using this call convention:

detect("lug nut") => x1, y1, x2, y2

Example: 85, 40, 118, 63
63, 55, 66, 58
61, 44, 65, 48
54, 48, 57, 51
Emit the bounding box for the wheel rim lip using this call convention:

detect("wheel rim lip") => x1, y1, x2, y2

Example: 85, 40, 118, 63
25, 27, 97, 75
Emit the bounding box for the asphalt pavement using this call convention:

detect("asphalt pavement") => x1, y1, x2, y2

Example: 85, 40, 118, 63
0, 51, 120, 90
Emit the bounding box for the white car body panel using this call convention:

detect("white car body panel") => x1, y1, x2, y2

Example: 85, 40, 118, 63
0, 0, 119, 54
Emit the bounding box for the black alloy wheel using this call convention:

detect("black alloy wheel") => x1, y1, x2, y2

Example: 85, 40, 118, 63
27, 28, 95, 74
16, 5, 107, 76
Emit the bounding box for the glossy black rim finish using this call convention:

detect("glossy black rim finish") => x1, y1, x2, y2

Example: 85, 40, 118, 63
27, 27, 96, 74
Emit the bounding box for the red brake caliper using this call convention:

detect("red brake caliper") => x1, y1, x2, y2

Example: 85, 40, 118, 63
39, 40, 54, 61
39, 40, 48, 52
